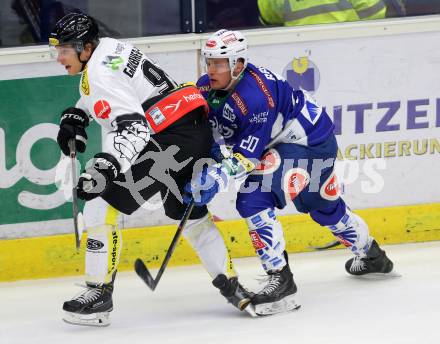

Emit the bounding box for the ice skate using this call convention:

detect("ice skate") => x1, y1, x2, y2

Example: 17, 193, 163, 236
62, 281, 114, 327
212, 274, 257, 316
345, 240, 400, 278
251, 262, 300, 316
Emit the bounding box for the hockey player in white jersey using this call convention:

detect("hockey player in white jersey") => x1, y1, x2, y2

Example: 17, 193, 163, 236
49, 13, 253, 326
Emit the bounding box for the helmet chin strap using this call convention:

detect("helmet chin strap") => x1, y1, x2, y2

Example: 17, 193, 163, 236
222, 69, 244, 91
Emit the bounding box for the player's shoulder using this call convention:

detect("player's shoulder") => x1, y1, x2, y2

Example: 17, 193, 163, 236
196, 74, 211, 96
232, 65, 271, 113
85, 38, 131, 86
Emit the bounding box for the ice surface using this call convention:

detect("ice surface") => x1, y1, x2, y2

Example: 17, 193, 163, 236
1, 242, 439, 344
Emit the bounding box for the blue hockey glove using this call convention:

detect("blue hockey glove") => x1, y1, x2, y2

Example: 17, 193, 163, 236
184, 164, 228, 206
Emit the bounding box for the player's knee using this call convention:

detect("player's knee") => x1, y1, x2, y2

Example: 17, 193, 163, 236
236, 193, 265, 218
183, 213, 214, 244
309, 198, 346, 226
83, 198, 120, 228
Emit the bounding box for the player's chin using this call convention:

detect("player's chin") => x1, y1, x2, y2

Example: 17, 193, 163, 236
209, 80, 223, 90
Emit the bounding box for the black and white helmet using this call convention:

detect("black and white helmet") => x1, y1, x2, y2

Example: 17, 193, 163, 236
202, 29, 248, 78
49, 12, 99, 52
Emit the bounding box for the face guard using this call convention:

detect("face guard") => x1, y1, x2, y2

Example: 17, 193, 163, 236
49, 38, 84, 59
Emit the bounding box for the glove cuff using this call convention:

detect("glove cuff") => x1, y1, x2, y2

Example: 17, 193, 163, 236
93, 152, 121, 182
60, 107, 90, 128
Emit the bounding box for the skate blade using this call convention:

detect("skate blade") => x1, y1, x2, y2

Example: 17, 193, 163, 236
242, 303, 258, 318
351, 270, 402, 280
254, 293, 301, 316
63, 311, 111, 327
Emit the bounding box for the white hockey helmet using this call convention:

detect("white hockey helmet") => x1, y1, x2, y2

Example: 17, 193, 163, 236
202, 29, 248, 78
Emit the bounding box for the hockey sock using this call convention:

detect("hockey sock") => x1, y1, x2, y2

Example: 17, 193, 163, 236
85, 205, 122, 284
312, 203, 372, 257
183, 213, 236, 278
246, 209, 286, 271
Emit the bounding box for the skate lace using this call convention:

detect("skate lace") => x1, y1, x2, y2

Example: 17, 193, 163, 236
257, 274, 281, 295
73, 283, 103, 305
350, 256, 366, 272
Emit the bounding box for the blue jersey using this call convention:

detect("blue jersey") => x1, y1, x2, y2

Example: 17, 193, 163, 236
197, 63, 334, 161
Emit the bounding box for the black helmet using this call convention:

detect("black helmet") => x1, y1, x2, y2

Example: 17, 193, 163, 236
49, 12, 99, 50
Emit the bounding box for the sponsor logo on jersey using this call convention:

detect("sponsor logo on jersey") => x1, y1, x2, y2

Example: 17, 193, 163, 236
102, 55, 124, 70
114, 42, 125, 55
283, 168, 310, 201
249, 111, 269, 124
249, 70, 275, 108
149, 107, 166, 126
123, 47, 143, 78
222, 33, 237, 45
94, 100, 111, 119
198, 85, 211, 93
80, 66, 90, 95
86, 238, 104, 251
231, 92, 248, 115
320, 172, 340, 201
222, 103, 236, 122
206, 40, 217, 47
163, 99, 182, 114
183, 92, 204, 102
249, 230, 267, 249
253, 149, 281, 175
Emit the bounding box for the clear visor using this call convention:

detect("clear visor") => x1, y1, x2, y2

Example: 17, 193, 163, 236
202, 57, 231, 73
49, 43, 82, 59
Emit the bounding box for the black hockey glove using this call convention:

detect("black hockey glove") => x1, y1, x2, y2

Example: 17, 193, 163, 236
57, 107, 89, 156
77, 153, 121, 201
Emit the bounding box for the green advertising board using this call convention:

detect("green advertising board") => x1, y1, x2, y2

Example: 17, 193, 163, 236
0, 75, 101, 227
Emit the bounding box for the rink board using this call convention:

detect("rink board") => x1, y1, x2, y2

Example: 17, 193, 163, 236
1, 202, 439, 282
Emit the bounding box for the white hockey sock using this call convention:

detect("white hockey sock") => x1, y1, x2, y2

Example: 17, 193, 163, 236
84, 203, 122, 285
183, 214, 236, 278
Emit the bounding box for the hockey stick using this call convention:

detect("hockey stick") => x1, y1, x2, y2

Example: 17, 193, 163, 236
135, 198, 195, 291
68, 139, 82, 250
308, 239, 341, 251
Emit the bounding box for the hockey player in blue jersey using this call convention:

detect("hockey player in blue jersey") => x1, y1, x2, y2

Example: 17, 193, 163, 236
184, 29, 395, 316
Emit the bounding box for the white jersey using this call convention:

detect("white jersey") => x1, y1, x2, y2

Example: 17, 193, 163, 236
75, 37, 177, 172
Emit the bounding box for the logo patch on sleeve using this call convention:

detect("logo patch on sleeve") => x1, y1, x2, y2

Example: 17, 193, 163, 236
94, 100, 111, 119
80, 66, 90, 95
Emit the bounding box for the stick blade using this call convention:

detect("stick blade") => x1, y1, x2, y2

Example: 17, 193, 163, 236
134, 258, 156, 291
